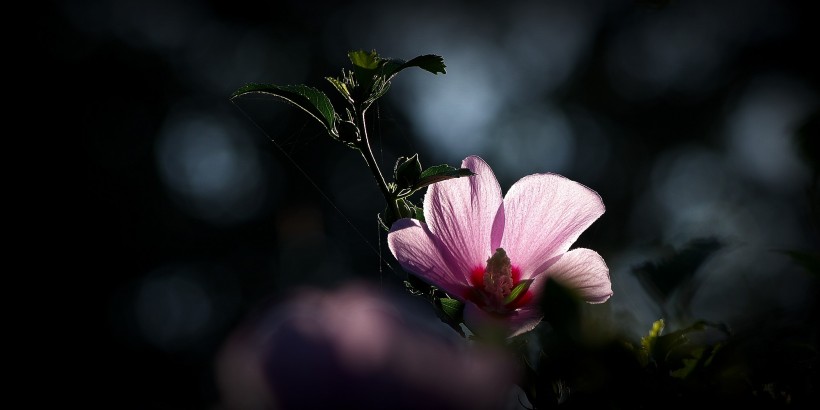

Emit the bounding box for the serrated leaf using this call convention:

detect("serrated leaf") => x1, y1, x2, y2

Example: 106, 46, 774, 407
347, 50, 446, 107
349, 49, 380, 70
412, 165, 474, 191
381, 54, 447, 80
504, 279, 534, 305
231, 83, 337, 133
348, 50, 380, 93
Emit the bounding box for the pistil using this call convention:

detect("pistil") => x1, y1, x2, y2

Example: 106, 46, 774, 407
484, 248, 513, 302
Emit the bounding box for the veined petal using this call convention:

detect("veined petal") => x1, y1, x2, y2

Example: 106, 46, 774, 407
463, 301, 543, 339
506, 305, 544, 338
388, 218, 471, 299
499, 174, 604, 279
424, 156, 503, 280
543, 248, 611, 303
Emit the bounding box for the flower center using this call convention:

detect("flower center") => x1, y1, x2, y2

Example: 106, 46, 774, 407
468, 248, 532, 315
484, 248, 513, 300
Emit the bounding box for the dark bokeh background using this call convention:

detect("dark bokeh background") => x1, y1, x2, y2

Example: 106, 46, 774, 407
45, 0, 818, 407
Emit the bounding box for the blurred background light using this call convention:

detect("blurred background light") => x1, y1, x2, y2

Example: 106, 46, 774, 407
156, 108, 271, 226
111, 263, 242, 354
725, 74, 817, 192
492, 103, 576, 176
343, 0, 600, 166
605, 0, 791, 102
135, 270, 214, 350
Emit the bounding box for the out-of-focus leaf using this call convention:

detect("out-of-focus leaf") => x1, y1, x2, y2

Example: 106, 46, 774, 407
438, 297, 464, 322
632, 237, 722, 303
779, 250, 820, 277
642, 319, 730, 375
640, 319, 665, 366
670, 352, 702, 379
540, 279, 583, 338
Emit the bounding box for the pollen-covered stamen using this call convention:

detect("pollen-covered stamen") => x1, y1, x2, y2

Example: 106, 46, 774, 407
483, 248, 513, 302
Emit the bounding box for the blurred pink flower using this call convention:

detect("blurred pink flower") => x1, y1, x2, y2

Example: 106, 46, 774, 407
388, 156, 612, 337
215, 282, 515, 410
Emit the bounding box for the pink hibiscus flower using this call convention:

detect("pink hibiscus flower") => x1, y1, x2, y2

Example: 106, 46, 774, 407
388, 156, 612, 337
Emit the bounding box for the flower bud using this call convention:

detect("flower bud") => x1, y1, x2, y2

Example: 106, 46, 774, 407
336, 120, 360, 146
394, 154, 423, 189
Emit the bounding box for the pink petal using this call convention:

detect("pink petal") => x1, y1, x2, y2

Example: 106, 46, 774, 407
424, 156, 503, 281
506, 305, 544, 338
543, 248, 612, 303
463, 302, 543, 339
498, 174, 604, 279
388, 218, 471, 299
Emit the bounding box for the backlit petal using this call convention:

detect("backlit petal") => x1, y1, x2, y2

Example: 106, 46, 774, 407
463, 302, 543, 339
506, 305, 544, 338
543, 248, 611, 303
424, 156, 503, 280
499, 174, 604, 279
388, 218, 471, 299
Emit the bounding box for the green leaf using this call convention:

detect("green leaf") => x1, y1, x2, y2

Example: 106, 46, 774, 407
231, 83, 337, 134
438, 297, 464, 322
411, 204, 425, 222
325, 76, 353, 104
381, 54, 447, 81
412, 165, 474, 191
504, 279, 534, 305
335, 120, 359, 147
640, 319, 665, 366
669, 343, 723, 379
639, 319, 729, 373
669, 350, 703, 379
349, 49, 380, 69
377, 198, 418, 231
396, 198, 414, 219
347, 50, 446, 107
394, 154, 423, 188
348, 50, 381, 93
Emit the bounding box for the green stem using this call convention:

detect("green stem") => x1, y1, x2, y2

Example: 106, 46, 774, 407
354, 104, 399, 220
